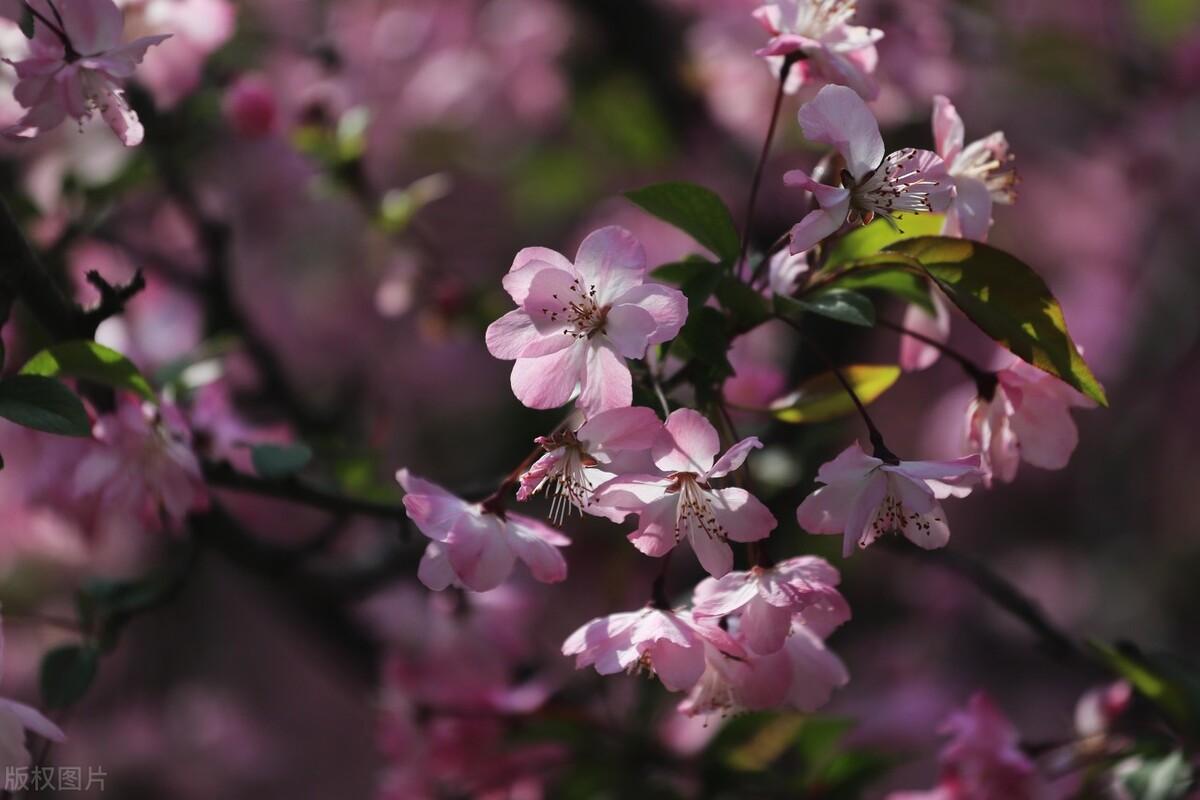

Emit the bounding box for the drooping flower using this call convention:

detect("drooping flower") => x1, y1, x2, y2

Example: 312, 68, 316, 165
0, 615, 65, 770
932, 95, 1017, 242
485, 227, 688, 414
561, 606, 741, 692
3, 0, 171, 145
398, 469, 569, 592
966, 354, 1096, 486
753, 0, 883, 99
691, 555, 849, 654
73, 395, 208, 530
785, 85, 951, 254
516, 406, 662, 524
796, 441, 982, 556
592, 408, 777, 578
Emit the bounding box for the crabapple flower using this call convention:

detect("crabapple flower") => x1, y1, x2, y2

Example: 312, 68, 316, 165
785, 85, 951, 254
932, 95, 1017, 242
3, 0, 171, 145
967, 354, 1096, 486
766, 247, 809, 296
680, 621, 848, 717
516, 405, 662, 524
592, 408, 777, 578
692, 555, 849, 654
398, 469, 569, 592
899, 290, 952, 372
561, 606, 741, 692
0, 616, 65, 769
796, 441, 982, 556
753, 0, 883, 99
73, 395, 207, 530
485, 227, 687, 415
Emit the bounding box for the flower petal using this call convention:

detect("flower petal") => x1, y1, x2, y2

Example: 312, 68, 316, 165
613, 283, 688, 345
577, 341, 633, 415
510, 343, 587, 409
797, 84, 884, 180
653, 408, 720, 474
932, 94, 964, 163
573, 226, 646, 306
707, 437, 763, 480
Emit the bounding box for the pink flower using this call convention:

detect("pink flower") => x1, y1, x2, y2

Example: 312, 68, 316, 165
73, 395, 207, 530
691, 556, 849, 654
766, 248, 809, 296
932, 95, 1017, 242
397, 469, 570, 593
796, 441, 982, 556
966, 354, 1096, 486
785, 85, 951, 254
899, 290, 952, 372
561, 606, 741, 692
485, 227, 688, 414
222, 73, 277, 138
516, 406, 662, 523
1074, 681, 1131, 739
0, 616, 65, 770
592, 408, 777, 578
3, 0, 171, 145
753, 0, 883, 99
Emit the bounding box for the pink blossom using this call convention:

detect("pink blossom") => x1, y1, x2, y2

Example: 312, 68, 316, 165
516, 406, 662, 523
932, 95, 1017, 242
561, 606, 741, 692
0, 616, 65, 770
966, 355, 1096, 486
691, 556, 849, 654
1074, 681, 1131, 740
766, 247, 809, 296
485, 227, 688, 414
3, 0, 171, 145
222, 73, 277, 138
73, 395, 208, 531
397, 469, 569, 593
592, 408, 777, 578
118, 0, 236, 110
753, 0, 883, 99
899, 290, 951, 372
785, 85, 951, 254
796, 441, 982, 556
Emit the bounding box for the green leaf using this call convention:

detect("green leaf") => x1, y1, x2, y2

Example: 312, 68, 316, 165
40, 645, 100, 709
673, 306, 733, 384
21, 340, 155, 401
679, 264, 724, 314
823, 264, 935, 312
888, 237, 1107, 406
770, 365, 901, 423
1120, 752, 1194, 800
625, 182, 740, 262
650, 258, 714, 286
251, 443, 314, 479
823, 214, 945, 270
0, 376, 91, 437
716, 275, 771, 331
776, 289, 875, 328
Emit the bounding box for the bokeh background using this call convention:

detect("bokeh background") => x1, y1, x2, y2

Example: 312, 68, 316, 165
1, 0, 1199, 796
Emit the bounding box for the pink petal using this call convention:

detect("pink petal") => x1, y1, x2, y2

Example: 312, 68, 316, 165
652, 408, 720, 474
899, 290, 951, 372
502, 250, 575, 305
1010, 389, 1078, 471
445, 515, 515, 592
614, 283, 688, 345
510, 343, 587, 409
485, 309, 570, 360
59, 0, 125, 55
706, 436, 763, 480
843, 470, 888, 556
505, 517, 569, 583
795, 481, 858, 535
782, 626, 849, 711
711, 487, 777, 543
576, 341, 633, 415
946, 175, 994, 242
0, 699, 65, 742
397, 469, 470, 542
815, 441, 882, 484
604, 302, 658, 359
797, 84, 884, 180
787, 199, 852, 254
573, 226, 646, 305
893, 455, 982, 499
97, 86, 144, 147
523, 267, 586, 335
901, 500, 951, 550
932, 94, 964, 163
690, 528, 735, 578
578, 406, 662, 455
627, 495, 682, 557
417, 542, 457, 591
691, 576, 760, 619
650, 640, 706, 691
83, 34, 171, 77
741, 596, 793, 654
592, 474, 672, 510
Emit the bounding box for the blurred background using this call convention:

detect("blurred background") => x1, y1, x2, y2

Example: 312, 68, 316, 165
1, 0, 1199, 796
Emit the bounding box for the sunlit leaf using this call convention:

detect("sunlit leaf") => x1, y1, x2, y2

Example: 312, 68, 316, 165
776, 290, 875, 328
822, 214, 945, 271
625, 182, 740, 262
21, 340, 154, 401
770, 365, 901, 423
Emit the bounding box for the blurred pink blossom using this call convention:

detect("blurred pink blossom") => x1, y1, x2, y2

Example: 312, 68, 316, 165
753, 0, 883, 99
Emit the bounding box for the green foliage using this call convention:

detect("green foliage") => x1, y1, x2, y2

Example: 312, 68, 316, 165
251, 443, 314, 479
775, 290, 876, 328
40, 645, 100, 709
0, 375, 91, 437
21, 340, 155, 401
820, 263, 935, 312
1092, 642, 1200, 738
770, 365, 901, 423
715, 275, 771, 331
1119, 751, 1195, 800
673, 306, 734, 388
885, 237, 1107, 405
822, 214, 945, 271
625, 182, 740, 263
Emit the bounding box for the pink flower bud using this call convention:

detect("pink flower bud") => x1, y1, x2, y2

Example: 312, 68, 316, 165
223, 75, 278, 138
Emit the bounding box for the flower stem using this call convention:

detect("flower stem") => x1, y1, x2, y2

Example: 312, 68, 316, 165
735, 53, 803, 278
875, 317, 998, 399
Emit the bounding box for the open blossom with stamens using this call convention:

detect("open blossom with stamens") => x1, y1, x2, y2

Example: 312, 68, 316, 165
3, 0, 171, 145
785, 85, 951, 254
796, 441, 982, 557
398, 469, 569, 593
516, 406, 662, 524
691, 556, 849, 654
485, 227, 688, 415
967, 354, 1096, 487
753, 0, 883, 99
73, 395, 208, 530
561, 606, 741, 692
0, 615, 65, 769
933, 95, 1017, 243
592, 409, 777, 578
